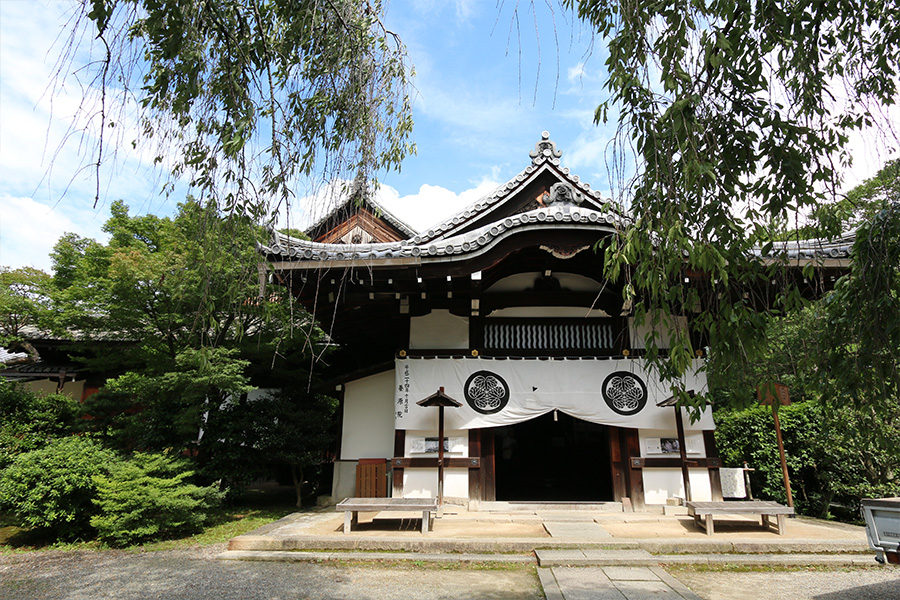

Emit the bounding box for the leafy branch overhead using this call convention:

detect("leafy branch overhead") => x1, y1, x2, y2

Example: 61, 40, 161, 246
567, 0, 900, 407
71, 0, 414, 216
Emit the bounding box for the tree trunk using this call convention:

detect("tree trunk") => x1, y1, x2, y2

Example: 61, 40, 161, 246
291, 464, 304, 508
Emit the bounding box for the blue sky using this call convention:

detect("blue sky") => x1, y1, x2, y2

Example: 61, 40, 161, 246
0, 1, 893, 272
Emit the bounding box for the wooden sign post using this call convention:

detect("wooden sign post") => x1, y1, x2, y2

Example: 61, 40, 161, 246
758, 382, 793, 508
657, 390, 696, 503
416, 387, 462, 515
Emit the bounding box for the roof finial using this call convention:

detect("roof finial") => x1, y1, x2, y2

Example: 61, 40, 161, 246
529, 131, 562, 165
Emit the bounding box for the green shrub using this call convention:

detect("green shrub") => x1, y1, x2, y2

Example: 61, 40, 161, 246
0, 435, 116, 539
715, 401, 900, 520
0, 380, 80, 469
91, 452, 223, 546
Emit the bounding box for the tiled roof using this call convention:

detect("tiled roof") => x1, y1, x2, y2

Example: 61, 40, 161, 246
752, 234, 854, 261
261, 132, 628, 265
262, 202, 627, 265
260, 132, 856, 268
305, 180, 417, 239
414, 132, 612, 244
0, 347, 29, 365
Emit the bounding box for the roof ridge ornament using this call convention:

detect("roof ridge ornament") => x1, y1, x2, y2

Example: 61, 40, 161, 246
547, 182, 584, 206
529, 131, 562, 165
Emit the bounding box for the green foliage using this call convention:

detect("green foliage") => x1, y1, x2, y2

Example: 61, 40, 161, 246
566, 0, 900, 407
66, 0, 414, 216
97, 347, 253, 452
710, 290, 900, 520
817, 200, 900, 413
0, 436, 116, 539
0, 266, 54, 343
52, 199, 327, 462
0, 381, 80, 469
201, 389, 338, 505
91, 452, 222, 547
715, 401, 900, 519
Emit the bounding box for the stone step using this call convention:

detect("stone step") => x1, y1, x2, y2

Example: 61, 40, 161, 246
218, 550, 534, 563
536, 548, 657, 567
544, 521, 612, 540
535, 548, 876, 567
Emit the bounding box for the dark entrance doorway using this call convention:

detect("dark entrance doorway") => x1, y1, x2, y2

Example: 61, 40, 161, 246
494, 412, 613, 501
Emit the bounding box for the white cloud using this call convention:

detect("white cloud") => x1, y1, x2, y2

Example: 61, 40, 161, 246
1, 2, 182, 211
567, 61, 586, 84
0, 194, 108, 272
376, 179, 500, 232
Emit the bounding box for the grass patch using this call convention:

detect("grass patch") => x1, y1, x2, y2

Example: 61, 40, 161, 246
0, 486, 300, 554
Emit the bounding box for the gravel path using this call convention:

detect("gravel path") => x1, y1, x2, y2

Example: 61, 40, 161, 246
670, 567, 900, 600
0, 545, 542, 600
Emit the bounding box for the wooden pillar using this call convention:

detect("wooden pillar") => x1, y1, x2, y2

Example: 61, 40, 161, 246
773, 410, 794, 507
437, 406, 446, 507
674, 407, 692, 502
468, 429, 482, 502
392, 429, 405, 497
624, 428, 645, 510
703, 430, 724, 501
609, 427, 628, 502
482, 428, 496, 502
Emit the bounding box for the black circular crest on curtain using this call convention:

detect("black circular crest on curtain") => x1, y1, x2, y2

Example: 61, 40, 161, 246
602, 371, 648, 416
464, 371, 510, 414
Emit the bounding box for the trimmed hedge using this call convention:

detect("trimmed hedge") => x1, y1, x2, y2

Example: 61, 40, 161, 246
0, 436, 115, 539
91, 452, 222, 546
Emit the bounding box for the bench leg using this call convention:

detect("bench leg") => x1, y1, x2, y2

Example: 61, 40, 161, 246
421, 510, 429, 534
762, 514, 770, 529
705, 514, 714, 536
344, 511, 352, 534
776, 514, 786, 535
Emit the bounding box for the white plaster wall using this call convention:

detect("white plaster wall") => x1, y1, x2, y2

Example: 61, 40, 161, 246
409, 310, 469, 349
22, 379, 85, 399
643, 468, 713, 505
403, 468, 468, 499
340, 370, 396, 460
638, 428, 711, 504
628, 314, 689, 350
402, 428, 468, 499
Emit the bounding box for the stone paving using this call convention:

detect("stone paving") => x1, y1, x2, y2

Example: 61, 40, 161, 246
538, 566, 703, 600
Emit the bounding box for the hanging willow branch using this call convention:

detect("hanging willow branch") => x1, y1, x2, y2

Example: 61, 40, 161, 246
57, 0, 414, 220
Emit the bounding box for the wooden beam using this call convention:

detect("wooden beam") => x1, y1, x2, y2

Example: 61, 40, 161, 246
629, 457, 723, 468
391, 457, 481, 469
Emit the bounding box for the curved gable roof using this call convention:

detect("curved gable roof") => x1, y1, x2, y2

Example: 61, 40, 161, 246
262, 132, 629, 267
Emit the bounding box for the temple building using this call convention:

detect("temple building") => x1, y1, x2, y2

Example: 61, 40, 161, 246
259, 133, 851, 510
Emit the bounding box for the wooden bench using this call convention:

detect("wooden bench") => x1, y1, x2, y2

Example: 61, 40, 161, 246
337, 497, 438, 534
686, 501, 794, 535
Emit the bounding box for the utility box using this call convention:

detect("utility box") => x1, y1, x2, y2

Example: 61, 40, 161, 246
861, 497, 900, 565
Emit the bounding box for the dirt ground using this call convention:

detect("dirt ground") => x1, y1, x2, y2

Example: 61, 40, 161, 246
669, 566, 900, 600
599, 515, 868, 540
305, 512, 550, 538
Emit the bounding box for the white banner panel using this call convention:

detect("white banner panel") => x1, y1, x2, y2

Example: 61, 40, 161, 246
394, 357, 713, 431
